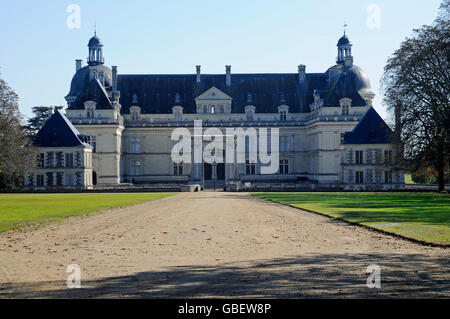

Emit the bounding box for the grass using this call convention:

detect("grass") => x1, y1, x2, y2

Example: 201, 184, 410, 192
252, 192, 450, 245
0, 193, 175, 233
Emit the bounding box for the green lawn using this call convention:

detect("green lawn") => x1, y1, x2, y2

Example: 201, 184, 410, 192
0, 193, 175, 233
253, 192, 450, 245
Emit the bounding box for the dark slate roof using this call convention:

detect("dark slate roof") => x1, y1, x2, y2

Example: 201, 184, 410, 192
88, 35, 103, 47
343, 107, 392, 144
66, 66, 372, 114
323, 65, 371, 106
70, 77, 114, 110
337, 34, 351, 46
35, 110, 89, 147
66, 65, 112, 98
117, 73, 308, 114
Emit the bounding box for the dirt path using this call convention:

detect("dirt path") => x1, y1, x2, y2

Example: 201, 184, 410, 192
0, 192, 448, 298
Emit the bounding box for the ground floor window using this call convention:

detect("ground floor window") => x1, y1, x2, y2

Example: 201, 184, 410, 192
36, 175, 44, 186
280, 160, 289, 175
129, 160, 141, 176
384, 170, 393, 184
65, 174, 73, 186
356, 171, 364, 184
246, 160, 256, 175
174, 163, 183, 175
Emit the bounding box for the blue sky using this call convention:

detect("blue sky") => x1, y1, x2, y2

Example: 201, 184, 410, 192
0, 0, 443, 120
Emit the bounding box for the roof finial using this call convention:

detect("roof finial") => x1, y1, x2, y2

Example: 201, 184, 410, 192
343, 22, 347, 35
94, 22, 97, 36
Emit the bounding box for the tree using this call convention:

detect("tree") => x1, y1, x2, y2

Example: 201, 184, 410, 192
0, 73, 37, 189
27, 106, 64, 133
381, 0, 450, 191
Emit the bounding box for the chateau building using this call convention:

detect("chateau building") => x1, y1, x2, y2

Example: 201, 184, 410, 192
26, 32, 404, 190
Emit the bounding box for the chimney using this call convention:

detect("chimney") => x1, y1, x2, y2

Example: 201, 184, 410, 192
225, 65, 231, 86
75, 59, 83, 72
298, 65, 306, 84
112, 66, 118, 91
196, 65, 201, 83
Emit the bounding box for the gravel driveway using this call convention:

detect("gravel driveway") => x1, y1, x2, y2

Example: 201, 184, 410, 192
0, 192, 448, 298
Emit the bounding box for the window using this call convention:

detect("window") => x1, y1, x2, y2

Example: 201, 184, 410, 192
340, 133, 345, 144
46, 172, 54, 186
203, 106, 208, 114
219, 105, 224, 114
129, 160, 141, 176
356, 171, 364, 184
211, 105, 216, 114
280, 111, 287, 121
38, 153, 45, 168
280, 160, 289, 175
280, 136, 289, 152
46, 152, 55, 168
36, 175, 44, 187
384, 170, 393, 184
130, 138, 141, 153
87, 136, 97, 153
65, 174, 73, 186
355, 151, 363, 164
56, 152, 64, 167
87, 106, 95, 118
342, 105, 350, 116
174, 163, 183, 175
65, 153, 74, 168
384, 150, 392, 165
246, 160, 256, 175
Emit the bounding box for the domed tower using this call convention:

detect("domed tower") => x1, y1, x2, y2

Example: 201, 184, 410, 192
337, 32, 352, 65
87, 32, 104, 66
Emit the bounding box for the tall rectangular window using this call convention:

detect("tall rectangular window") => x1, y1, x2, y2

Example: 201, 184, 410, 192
174, 163, 183, 175
280, 160, 289, 175
246, 160, 256, 175
129, 160, 141, 176
280, 136, 289, 152
356, 171, 364, 184
130, 138, 141, 153
384, 150, 392, 165
38, 153, 45, 168
280, 111, 287, 121
36, 175, 44, 187
65, 153, 74, 168
355, 151, 363, 164
384, 170, 393, 184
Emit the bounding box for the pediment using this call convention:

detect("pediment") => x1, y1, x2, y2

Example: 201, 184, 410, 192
195, 86, 232, 101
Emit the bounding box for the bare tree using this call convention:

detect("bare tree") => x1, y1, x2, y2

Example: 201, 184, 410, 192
381, 0, 450, 191
0, 73, 37, 189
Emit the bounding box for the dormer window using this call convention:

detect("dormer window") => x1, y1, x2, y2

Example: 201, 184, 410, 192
84, 101, 97, 119
340, 98, 352, 116
278, 105, 289, 121
130, 106, 141, 121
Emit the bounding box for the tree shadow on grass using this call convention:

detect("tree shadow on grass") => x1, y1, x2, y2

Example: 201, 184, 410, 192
0, 253, 448, 299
